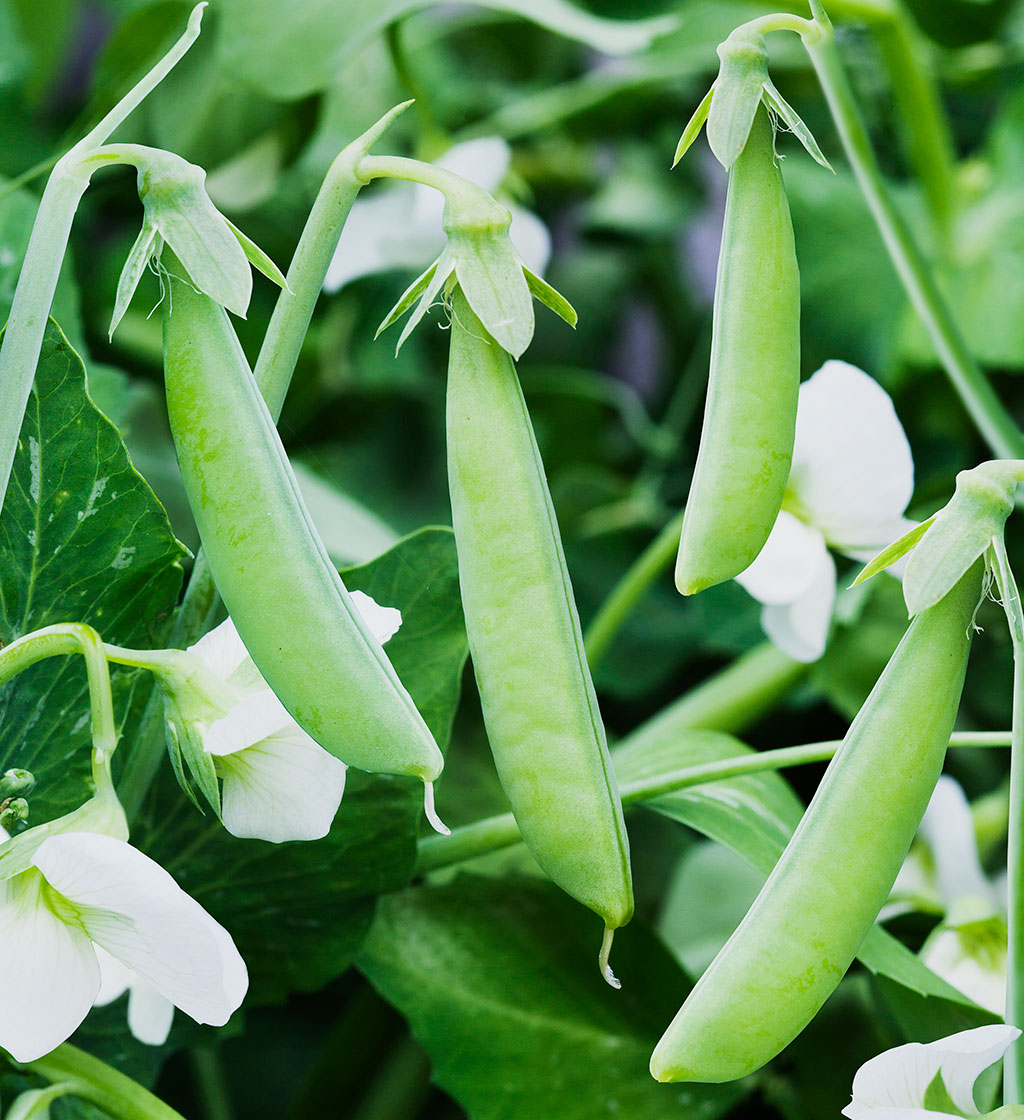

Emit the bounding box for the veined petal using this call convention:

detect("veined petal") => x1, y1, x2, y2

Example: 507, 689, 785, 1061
735, 511, 828, 606
0, 869, 99, 1062
33, 833, 247, 1028
845, 1025, 1021, 1117
350, 589, 402, 644
789, 361, 914, 549
759, 549, 836, 663
215, 731, 347, 843
127, 976, 175, 1046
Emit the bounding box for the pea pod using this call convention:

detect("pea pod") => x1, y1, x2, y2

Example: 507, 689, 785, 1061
446, 290, 633, 978
161, 259, 444, 788
651, 561, 983, 1083
675, 104, 800, 595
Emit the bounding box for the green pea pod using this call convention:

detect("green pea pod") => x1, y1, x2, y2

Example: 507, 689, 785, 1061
161, 259, 444, 788
446, 289, 633, 979
675, 104, 800, 596
651, 560, 983, 1083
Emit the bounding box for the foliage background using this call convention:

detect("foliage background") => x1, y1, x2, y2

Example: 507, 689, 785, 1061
2, 0, 1024, 1116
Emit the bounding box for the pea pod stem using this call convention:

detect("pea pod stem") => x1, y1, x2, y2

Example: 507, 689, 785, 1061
803, 23, 1024, 459
23, 1043, 189, 1120
416, 729, 1010, 873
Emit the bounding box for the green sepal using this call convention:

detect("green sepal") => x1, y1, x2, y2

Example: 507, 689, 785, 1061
523, 266, 578, 328
904, 460, 1023, 617
450, 223, 535, 359
226, 216, 290, 292
163, 705, 222, 818
761, 77, 833, 171
706, 30, 769, 169
109, 224, 161, 339
850, 517, 935, 588
673, 84, 715, 168
376, 258, 442, 346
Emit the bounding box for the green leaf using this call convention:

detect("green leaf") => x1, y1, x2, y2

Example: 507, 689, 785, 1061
359, 876, 749, 1120
138, 527, 468, 1004
216, 0, 678, 101
673, 83, 714, 167
0, 320, 187, 823
851, 516, 934, 588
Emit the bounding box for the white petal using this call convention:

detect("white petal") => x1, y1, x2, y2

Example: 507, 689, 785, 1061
215, 731, 347, 843
0, 869, 99, 1062
846, 1024, 1020, 1116
736, 511, 828, 606
790, 360, 914, 549
920, 924, 1007, 1016
203, 688, 300, 757
33, 833, 247, 1028
508, 204, 551, 276
189, 618, 252, 682
127, 977, 175, 1046
325, 189, 441, 293
919, 777, 994, 907
92, 943, 133, 1006
349, 589, 402, 645
759, 550, 836, 662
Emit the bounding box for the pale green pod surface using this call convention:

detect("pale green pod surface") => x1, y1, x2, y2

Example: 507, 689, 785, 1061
162, 264, 443, 781
446, 289, 633, 937
675, 104, 800, 596
651, 561, 983, 1083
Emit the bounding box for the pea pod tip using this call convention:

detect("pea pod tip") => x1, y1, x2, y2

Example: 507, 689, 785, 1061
600, 925, 622, 990
423, 780, 451, 836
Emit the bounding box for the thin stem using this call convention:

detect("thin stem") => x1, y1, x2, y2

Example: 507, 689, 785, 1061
803, 30, 1024, 459
24, 1043, 188, 1120
356, 154, 473, 199
416, 731, 1010, 872
733, 13, 821, 40
584, 509, 685, 669
0, 624, 117, 758
991, 536, 1024, 1100
416, 728, 1012, 873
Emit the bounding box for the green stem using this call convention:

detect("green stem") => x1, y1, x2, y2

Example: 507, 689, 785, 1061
0, 624, 117, 758
803, 28, 1024, 459
990, 536, 1024, 1100
416, 728, 1012, 873
356, 154, 475, 199
24, 1044, 188, 1120
190, 1047, 234, 1120
583, 509, 685, 669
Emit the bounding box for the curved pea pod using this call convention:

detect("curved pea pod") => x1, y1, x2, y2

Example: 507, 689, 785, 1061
446, 289, 633, 975
651, 560, 983, 1083
675, 104, 800, 596
161, 260, 444, 784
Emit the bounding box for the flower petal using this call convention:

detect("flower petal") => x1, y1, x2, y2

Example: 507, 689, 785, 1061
759, 549, 836, 662
189, 618, 253, 683
215, 731, 347, 843
789, 361, 914, 550
0, 869, 99, 1062
33, 833, 247, 1028
349, 589, 402, 645
508, 204, 551, 277
845, 1025, 1021, 1117
735, 511, 828, 606
919, 777, 995, 908
127, 976, 176, 1046
93, 943, 133, 1006
202, 688, 299, 757
920, 918, 1007, 1016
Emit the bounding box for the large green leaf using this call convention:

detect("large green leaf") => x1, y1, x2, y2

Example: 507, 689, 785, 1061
137, 527, 468, 1005
215, 0, 677, 101
0, 320, 187, 821
359, 876, 749, 1120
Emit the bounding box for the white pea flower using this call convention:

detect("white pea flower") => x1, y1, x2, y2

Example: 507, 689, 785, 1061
844, 1024, 1020, 1118
156, 591, 402, 844
323, 136, 551, 293
735, 360, 915, 662
0, 828, 246, 1062
93, 944, 175, 1046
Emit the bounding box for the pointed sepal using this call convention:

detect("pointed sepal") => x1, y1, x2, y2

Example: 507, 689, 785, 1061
524, 267, 577, 327
706, 30, 769, 169
673, 84, 715, 167
762, 77, 833, 171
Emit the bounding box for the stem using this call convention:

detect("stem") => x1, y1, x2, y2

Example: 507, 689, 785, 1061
356, 154, 475, 199
733, 13, 821, 39
416, 728, 1012, 872
0, 624, 117, 758
583, 509, 685, 669
803, 30, 1024, 459
991, 536, 1024, 1100
190, 1047, 234, 1120
24, 1043, 189, 1120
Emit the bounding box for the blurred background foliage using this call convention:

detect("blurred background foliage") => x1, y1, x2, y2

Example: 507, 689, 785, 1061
2, 0, 1024, 1115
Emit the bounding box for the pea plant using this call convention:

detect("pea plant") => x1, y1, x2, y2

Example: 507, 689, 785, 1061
1, 0, 1024, 1117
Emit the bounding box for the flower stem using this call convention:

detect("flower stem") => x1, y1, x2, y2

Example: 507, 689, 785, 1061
416, 728, 1011, 873
802, 28, 1024, 459
989, 536, 1024, 1100
583, 509, 685, 670
24, 1043, 189, 1120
